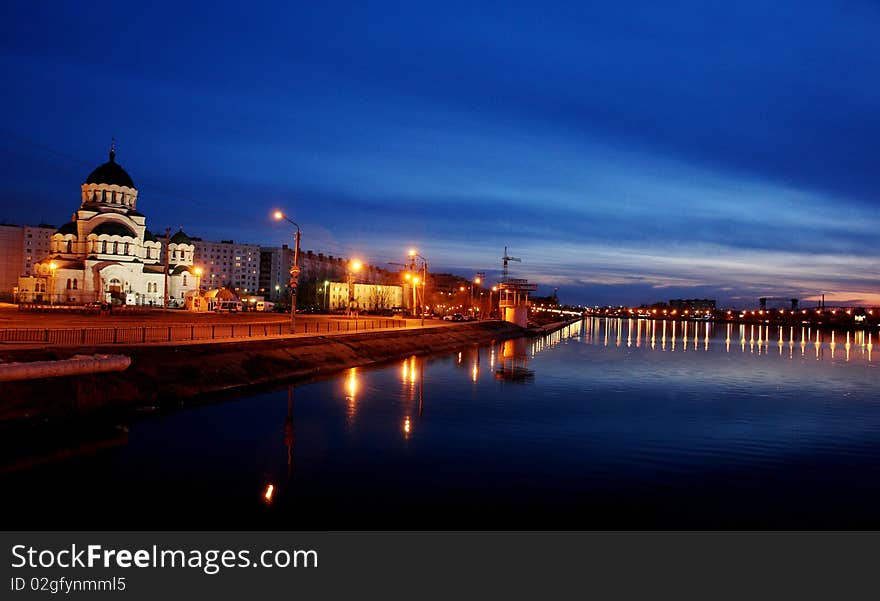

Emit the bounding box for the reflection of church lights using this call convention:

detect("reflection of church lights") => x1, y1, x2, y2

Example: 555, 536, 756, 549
264, 484, 274, 503
403, 416, 411, 438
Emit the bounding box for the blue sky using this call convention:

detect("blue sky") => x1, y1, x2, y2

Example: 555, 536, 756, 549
1, 1, 879, 306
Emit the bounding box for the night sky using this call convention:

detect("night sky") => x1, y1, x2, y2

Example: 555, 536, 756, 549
1, 1, 878, 306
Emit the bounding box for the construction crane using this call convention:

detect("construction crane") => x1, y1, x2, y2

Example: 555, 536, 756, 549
501, 246, 521, 282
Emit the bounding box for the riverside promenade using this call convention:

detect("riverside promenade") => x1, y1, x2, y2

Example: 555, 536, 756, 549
0, 303, 439, 348
0, 304, 567, 423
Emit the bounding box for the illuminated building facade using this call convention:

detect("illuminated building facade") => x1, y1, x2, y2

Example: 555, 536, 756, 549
16, 146, 199, 306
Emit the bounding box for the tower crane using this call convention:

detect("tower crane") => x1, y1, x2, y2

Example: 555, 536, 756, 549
501, 246, 521, 282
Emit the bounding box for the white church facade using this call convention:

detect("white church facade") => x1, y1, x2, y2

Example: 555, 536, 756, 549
17, 145, 199, 307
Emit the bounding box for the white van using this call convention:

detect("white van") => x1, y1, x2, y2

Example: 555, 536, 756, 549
255, 301, 274, 312
216, 300, 242, 312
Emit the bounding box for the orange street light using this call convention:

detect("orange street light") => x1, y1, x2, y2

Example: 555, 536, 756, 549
347, 259, 362, 317
272, 210, 302, 333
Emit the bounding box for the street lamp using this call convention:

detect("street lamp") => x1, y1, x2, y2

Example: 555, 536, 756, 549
412, 276, 420, 321
323, 280, 330, 312
407, 249, 428, 316
273, 210, 301, 333
471, 276, 481, 318
490, 286, 498, 320
48, 262, 57, 306
348, 260, 362, 318
194, 267, 203, 291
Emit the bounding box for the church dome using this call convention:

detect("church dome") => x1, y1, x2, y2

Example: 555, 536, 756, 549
170, 229, 192, 245
85, 147, 135, 189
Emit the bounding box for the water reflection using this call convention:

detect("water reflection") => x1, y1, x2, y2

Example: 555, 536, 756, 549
6, 315, 880, 530
496, 338, 534, 382
285, 386, 294, 477
345, 367, 358, 424
582, 317, 875, 363
401, 355, 424, 436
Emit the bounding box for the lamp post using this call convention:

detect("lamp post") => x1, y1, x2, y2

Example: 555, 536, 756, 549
273, 210, 301, 334
323, 280, 329, 312
48, 262, 57, 306
408, 249, 428, 316
194, 267, 203, 291
490, 286, 497, 319
347, 260, 362, 318
471, 276, 481, 319
412, 276, 420, 323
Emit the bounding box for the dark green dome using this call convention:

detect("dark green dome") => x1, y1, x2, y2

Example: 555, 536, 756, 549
85, 148, 135, 189
170, 229, 191, 244
55, 221, 77, 235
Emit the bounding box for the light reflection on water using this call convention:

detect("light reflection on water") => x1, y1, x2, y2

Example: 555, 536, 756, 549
3, 317, 880, 529
581, 317, 874, 362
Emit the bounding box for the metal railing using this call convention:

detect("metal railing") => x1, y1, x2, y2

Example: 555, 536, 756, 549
0, 318, 409, 346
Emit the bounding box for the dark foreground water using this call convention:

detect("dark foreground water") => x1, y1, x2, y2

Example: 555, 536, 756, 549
3, 318, 880, 529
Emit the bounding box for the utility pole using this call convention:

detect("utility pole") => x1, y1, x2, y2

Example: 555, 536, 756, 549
163, 228, 170, 311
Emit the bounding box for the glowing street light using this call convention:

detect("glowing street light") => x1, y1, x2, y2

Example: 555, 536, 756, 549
470, 276, 482, 319
48, 262, 57, 306
406, 249, 428, 317
348, 259, 362, 317
273, 210, 301, 333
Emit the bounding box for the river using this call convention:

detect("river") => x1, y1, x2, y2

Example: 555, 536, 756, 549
2, 318, 879, 529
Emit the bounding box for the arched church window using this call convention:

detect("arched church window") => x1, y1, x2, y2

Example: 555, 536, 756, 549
183, 275, 188, 286
73, 279, 78, 290
66, 279, 72, 289
66, 240, 72, 253
124, 242, 130, 255
112, 242, 118, 254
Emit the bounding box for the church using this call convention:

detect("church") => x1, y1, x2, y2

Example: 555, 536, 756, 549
17, 145, 199, 307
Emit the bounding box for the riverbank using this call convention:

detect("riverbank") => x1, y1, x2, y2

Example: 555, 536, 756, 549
1, 320, 551, 423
